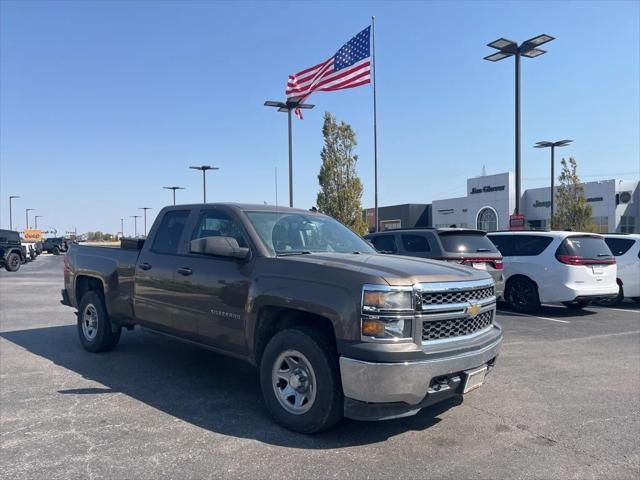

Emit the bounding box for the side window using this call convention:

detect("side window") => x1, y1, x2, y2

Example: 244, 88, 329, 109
604, 238, 635, 256
487, 235, 513, 256
371, 235, 397, 254
191, 210, 248, 249
514, 235, 553, 256
402, 234, 430, 253
151, 210, 190, 254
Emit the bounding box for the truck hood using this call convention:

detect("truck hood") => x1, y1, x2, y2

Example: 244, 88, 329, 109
278, 252, 490, 286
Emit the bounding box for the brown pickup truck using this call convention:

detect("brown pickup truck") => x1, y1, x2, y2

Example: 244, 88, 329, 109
62, 203, 502, 433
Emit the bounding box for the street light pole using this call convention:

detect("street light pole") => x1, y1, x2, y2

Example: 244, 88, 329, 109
163, 186, 185, 205
121, 218, 124, 238
189, 166, 219, 203
264, 100, 315, 207
485, 34, 555, 215
34, 215, 43, 229
9, 196, 20, 230
130, 215, 140, 237
534, 139, 573, 226
139, 207, 152, 236
25, 208, 35, 230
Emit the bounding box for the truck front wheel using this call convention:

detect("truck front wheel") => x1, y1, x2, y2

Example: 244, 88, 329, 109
5, 252, 21, 272
259, 327, 343, 433
77, 291, 121, 353
53, 246, 60, 255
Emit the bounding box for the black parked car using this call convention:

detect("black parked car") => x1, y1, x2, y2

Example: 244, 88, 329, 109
42, 237, 68, 255
0, 229, 26, 272
365, 228, 505, 298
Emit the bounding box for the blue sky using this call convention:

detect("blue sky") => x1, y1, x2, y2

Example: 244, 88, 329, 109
1, 0, 638, 234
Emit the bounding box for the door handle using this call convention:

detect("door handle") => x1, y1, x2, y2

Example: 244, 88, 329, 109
177, 267, 193, 276
139, 262, 152, 271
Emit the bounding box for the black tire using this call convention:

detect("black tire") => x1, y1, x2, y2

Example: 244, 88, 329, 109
259, 327, 343, 433
506, 277, 540, 313
77, 291, 121, 353
5, 252, 21, 272
563, 299, 591, 310
53, 246, 60, 255
594, 285, 624, 307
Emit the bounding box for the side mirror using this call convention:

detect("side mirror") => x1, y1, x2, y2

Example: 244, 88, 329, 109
190, 236, 250, 260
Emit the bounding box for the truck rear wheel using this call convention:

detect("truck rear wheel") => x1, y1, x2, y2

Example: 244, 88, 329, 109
78, 291, 121, 353
5, 252, 21, 272
259, 327, 343, 433
53, 246, 60, 255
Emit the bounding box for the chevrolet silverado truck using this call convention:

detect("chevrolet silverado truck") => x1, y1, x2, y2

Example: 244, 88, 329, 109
62, 204, 502, 433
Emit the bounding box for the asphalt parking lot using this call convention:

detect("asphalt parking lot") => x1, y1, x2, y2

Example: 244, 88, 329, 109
1, 255, 639, 479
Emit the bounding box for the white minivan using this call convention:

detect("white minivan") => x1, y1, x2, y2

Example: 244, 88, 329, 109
487, 231, 618, 312
596, 234, 640, 306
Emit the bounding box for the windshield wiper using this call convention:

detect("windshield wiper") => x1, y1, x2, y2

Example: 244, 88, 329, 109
596, 253, 612, 257
276, 251, 312, 256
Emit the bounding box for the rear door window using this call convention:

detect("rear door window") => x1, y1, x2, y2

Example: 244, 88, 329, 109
557, 235, 613, 260
513, 235, 554, 256
604, 237, 635, 256
371, 234, 398, 254
438, 232, 498, 254
151, 210, 190, 254
401, 234, 430, 253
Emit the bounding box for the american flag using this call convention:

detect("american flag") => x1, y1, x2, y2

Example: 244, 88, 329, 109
286, 26, 371, 118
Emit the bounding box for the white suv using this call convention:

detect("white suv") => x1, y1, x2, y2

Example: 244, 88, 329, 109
487, 231, 618, 312
596, 234, 640, 306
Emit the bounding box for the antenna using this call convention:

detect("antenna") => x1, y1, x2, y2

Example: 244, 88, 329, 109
275, 166, 278, 208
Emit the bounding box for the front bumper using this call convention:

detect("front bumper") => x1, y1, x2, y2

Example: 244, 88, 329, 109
339, 330, 502, 417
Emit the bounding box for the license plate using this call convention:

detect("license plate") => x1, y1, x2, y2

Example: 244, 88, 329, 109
592, 265, 604, 275
463, 366, 487, 394
472, 262, 487, 270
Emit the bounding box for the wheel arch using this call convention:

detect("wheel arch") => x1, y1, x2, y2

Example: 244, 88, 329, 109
252, 306, 337, 367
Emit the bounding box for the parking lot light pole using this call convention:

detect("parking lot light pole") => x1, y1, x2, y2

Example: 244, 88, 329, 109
34, 215, 43, 229
264, 100, 315, 207
130, 215, 140, 237
9, 195, 20, 230
534, 139, 573, 223
139, 207, 152, 236
25, 208, 35, 230
484, 34, 555, 215
189, 166, 218, 203
163, 186, 185, 205
121, 218, 124, 238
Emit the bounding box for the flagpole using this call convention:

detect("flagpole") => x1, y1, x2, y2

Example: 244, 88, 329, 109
371, 16, 379, 233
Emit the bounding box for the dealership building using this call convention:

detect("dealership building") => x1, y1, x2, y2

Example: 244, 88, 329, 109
368, 172, 639, 233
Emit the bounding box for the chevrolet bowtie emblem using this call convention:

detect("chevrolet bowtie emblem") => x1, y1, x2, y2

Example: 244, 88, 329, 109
467, 303, 481, 318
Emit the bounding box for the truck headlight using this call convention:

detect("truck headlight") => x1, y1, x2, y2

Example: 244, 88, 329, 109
361, 285, 413, 341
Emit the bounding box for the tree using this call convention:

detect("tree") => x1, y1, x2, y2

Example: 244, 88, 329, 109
316, 112, 369, 235
551, 157, 592, 231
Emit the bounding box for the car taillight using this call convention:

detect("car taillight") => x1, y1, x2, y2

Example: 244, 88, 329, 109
556, 254, 616, 266
494, 259, 503, 270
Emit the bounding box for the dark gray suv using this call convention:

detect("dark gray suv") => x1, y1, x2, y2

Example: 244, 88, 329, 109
365, 228, 505, 298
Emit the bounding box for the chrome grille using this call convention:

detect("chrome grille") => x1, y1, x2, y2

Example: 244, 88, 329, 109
421, 286, 495, 306
422, 310, 493, 342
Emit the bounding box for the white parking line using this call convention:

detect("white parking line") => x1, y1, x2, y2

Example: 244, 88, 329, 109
593, 307, 640, 315
497, 310, 571, 324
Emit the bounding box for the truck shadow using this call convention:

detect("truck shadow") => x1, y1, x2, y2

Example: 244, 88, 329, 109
1, 324, 462, 449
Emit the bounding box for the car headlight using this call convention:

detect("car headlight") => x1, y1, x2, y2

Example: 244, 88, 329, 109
361, 285, 413, 341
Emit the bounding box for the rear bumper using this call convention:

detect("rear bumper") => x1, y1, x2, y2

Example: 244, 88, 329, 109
339, 331, 502, 419
542, 283, 619, 303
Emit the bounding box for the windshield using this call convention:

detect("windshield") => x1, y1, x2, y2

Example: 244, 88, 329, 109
245, 211, 375, 255
438, 231, 498, 254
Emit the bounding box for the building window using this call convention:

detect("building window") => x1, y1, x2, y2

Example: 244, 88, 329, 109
589, 216, 609, 233
528, 220, 547, 231
476, 207, 498, 232
380, 220, 401, 231
619, 216, 635, 233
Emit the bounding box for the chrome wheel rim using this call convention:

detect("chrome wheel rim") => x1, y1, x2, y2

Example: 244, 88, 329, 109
272, 349, 316, 415
82, 304, 99, 340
